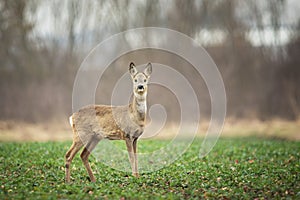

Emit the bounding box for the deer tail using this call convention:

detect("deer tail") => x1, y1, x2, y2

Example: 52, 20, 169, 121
69, 115, 73, 127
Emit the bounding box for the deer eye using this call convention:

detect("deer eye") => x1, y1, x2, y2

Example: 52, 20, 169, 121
144, 79, 146, 82
134, 79, 137, 82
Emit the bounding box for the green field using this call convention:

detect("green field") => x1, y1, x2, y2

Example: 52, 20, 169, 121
1, 138, 299, 199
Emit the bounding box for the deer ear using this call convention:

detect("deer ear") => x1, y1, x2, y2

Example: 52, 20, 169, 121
129, 62, 137, 76
144, 63, 152, 76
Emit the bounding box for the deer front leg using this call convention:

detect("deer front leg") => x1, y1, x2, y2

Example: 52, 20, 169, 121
132, 138, 139, 177
125, 139, 138, 177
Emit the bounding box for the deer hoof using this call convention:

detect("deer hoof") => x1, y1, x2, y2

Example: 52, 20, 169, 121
90, 177, 96, 183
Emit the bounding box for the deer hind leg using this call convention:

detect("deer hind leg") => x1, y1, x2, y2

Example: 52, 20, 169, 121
80, 136, 101, 182
65, 136, 83, 183
125, 138, 139, 178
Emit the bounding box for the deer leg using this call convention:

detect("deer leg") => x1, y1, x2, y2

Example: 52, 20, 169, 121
125, 139, 135, 176
80, 137, 100, 182
132, 138, 139, 177
65, 139, 83, 183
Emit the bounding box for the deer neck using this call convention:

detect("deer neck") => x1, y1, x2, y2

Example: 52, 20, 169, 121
131, 94, 147, 124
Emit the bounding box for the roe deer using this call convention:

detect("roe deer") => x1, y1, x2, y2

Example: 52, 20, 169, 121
65, 62, 152, 182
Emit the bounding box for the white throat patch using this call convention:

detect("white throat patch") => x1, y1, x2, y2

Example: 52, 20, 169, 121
136, 100, 147, 114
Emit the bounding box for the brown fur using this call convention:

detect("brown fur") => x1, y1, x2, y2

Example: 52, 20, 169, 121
65, 62, 152, 182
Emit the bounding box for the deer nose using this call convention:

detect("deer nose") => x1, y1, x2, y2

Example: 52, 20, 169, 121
137, 85, 144, 90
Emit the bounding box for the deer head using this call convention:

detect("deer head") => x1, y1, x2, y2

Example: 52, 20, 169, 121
129, 62, 152, 100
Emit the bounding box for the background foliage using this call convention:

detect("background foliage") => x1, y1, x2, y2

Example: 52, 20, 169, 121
0, 0, 299, 122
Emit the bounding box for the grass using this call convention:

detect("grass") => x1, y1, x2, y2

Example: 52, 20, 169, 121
1, 119, 300, 141
0, 138, 299, 199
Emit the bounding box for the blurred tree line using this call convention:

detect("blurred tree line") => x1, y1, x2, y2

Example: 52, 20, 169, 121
0, 0, 299, 122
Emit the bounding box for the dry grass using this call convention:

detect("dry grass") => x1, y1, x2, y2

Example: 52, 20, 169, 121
0, 118, 299, 142
221, 118, 300, 140
0, 120, 72, 142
